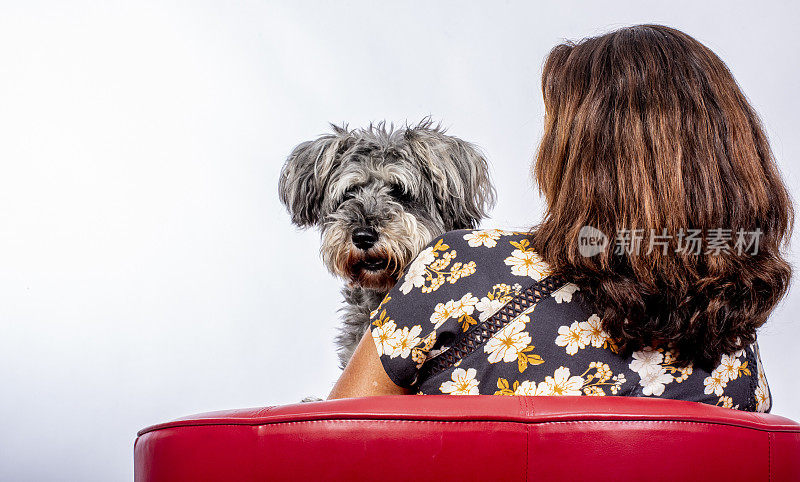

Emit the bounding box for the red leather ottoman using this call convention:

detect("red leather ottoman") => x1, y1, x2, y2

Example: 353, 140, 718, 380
134, 396, 800, 481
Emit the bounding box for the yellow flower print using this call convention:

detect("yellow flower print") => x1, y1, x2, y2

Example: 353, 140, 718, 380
515, 346, 544, 372
463, 229, 505, 248
496, 363, 626, 397
447, 260, 477, 284
454, 293, 480, 331
440, 368, 480, 395
494, 377, 521, 396
583, 386, 605, 396
579, 362, 626, 396
399, 238, 476, 294
369, 295, 391, 319
504, 239, 550, 279
495, 377, 537, 396
411, 332, 437, 368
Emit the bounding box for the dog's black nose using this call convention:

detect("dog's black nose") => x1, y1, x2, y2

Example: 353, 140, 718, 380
352, 227, 378, 250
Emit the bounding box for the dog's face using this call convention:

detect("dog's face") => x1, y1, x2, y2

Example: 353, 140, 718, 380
279, 121, 495, 292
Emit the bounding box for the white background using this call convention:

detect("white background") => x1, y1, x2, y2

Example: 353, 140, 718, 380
1, 1, 798, 480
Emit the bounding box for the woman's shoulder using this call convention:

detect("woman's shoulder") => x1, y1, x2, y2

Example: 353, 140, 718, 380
437, 228, 533, 251
373, 228, 563, 388
397, 228, 552, 298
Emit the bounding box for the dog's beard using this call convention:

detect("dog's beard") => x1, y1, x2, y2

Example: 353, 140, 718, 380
321, 211, 435, 292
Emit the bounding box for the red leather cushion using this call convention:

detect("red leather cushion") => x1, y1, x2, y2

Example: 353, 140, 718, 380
134, 396, 800, 481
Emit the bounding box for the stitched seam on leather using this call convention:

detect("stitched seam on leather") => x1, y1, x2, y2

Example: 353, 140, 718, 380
524, 421, 530, 482
223, 419, 774, 429
768, 431, 773, 482
138, 416, 800, 435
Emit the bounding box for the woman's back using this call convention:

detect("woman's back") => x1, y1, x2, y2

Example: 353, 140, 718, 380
329, 25, 790, 409
373, 229, 771, 412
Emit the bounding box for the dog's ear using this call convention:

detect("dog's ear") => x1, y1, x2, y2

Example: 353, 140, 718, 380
405, 124, 496, 230
278, 125, 351, 227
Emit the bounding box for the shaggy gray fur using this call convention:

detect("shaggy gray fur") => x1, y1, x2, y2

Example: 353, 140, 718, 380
279, 119, 495, 369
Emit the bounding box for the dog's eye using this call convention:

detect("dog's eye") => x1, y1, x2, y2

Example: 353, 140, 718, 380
342, 188, 357, 201
388, 185, 413, 204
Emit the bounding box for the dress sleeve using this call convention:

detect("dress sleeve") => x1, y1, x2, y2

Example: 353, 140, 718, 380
370, 231, 481, 388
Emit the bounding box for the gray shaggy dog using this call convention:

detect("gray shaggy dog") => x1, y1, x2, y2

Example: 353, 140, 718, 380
279, 120, 495, 368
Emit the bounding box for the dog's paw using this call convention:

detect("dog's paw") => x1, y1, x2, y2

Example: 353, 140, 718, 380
301, 396, 323, 403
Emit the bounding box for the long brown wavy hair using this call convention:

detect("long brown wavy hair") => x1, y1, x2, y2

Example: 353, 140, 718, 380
531, 24, 793, 370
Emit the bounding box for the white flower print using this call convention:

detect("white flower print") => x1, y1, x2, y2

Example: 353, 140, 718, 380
430, 301, 456, 329
452, 293, 479, 318
554, 314, 616, 356
629, 347, 664, 374
399, 246, 435, 294
514, 380, 538, 396
504, 249, 550, 279
551, 283, 579, 303
578, 314, 607, 348
393, 325, 422, 359
384, 229, 777, 411
440, 368, 480, 395
714, 395, 740, 410
463, 229, 504, 248
755, 383, 770, 412
484, 317, 532, 364
475, 296, 506, 322
555, 321, 587, 355
702, 350, 749, 399
703, 372, 726, 397
718, 396, 734, 409
751, 342, 770, 412
474, 284, 519, 322
717, 354, 742, 383
535, 366, 584, 396
371, 320, 401, 358
638, 365, 673, 396
429, 293, 478, 330
628, 347, 683, 396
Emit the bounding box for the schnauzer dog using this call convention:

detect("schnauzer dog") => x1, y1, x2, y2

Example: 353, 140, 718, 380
279, 120, 495, 368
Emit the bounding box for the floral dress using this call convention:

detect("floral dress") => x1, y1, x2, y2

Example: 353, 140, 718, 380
371, 229, 771, 412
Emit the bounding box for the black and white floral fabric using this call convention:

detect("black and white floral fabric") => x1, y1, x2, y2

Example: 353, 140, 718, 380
371, 229, 771, 412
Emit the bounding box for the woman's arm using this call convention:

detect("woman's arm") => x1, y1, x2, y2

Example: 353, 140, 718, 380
328, 330, 411, 399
